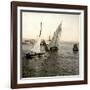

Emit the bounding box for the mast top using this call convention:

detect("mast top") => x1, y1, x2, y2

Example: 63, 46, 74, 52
39, 22, 42, 37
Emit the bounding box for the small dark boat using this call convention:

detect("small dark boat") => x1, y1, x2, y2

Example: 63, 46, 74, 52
25, 52, 45, 59
50, 47, 58, 52
25, 53, 35, 59
73, 44, 79, 52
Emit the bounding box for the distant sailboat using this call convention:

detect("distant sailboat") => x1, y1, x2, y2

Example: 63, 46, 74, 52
49, 35, 51, 41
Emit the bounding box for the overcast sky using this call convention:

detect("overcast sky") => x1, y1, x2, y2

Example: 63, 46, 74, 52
22, 12, 80, 42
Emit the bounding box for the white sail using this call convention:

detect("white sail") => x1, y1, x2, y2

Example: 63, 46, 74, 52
31, 22, 43, 53
31, 37, 41, 53
49, 22, 62, 49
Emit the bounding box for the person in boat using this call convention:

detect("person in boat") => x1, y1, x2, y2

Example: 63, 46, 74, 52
40, 40, 49, 52
73, 44, 79, 52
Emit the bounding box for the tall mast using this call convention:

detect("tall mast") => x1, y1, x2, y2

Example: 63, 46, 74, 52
39, 22, 42, 37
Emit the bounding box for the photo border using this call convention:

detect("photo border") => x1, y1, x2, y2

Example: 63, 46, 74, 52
11, 1, 88, 89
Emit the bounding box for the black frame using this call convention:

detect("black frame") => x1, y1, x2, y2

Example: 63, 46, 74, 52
11, 1, 88, 89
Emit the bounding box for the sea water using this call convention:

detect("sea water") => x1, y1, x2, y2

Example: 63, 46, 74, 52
21, 42, 79, 78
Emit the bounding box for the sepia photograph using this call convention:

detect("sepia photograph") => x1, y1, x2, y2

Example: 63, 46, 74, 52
21, 11, 80, 78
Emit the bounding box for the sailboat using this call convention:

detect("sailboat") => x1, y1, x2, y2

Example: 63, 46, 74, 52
48, 22, 62, 51
25, 22, 45, 59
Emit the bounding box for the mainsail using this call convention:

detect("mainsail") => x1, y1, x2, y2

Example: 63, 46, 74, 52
49, 22, 62, 49
31, 22, 42, 53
